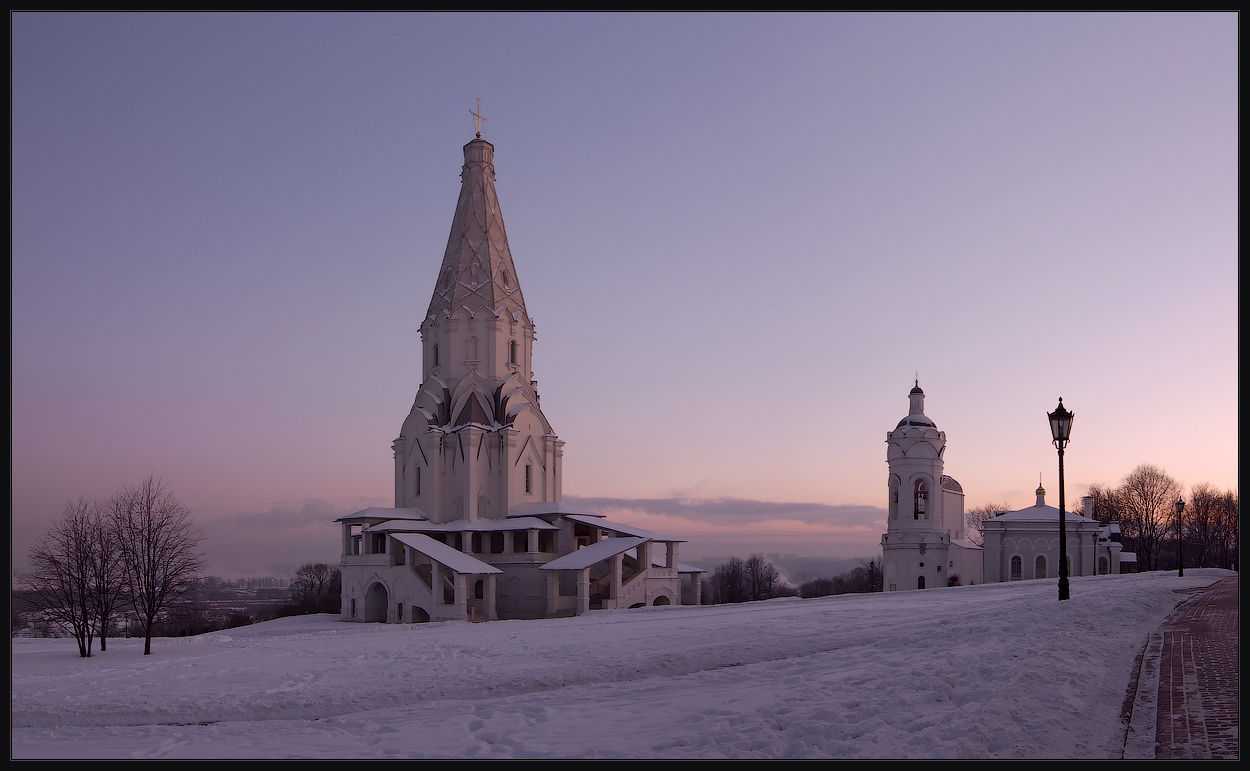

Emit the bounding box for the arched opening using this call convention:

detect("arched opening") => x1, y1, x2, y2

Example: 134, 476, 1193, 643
1010, 555, 1022, 581
917, 575, 926, 590
1035, 555, 1047, 579
914, 480, 928, 520
363, 582, 389, 623
628, 602, 646, 609
412, 606, 430, 623
474, 579, 484, 600
1098, 556, 1109, 575
652, 595, 671, 606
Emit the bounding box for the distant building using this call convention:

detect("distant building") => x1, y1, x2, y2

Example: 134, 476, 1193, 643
337, 135, 701, 623
881, 383, 1132, 591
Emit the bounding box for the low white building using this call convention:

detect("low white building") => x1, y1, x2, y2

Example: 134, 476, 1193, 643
338, 135, 701, 623
980, 486, 1128, 582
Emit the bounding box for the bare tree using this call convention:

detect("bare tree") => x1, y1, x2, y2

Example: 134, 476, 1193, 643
87, 504, 126, 651
745, 554, 781, 601
1185, 483, 1219, 568
1116, 465, 1181, 572
25, 500, 99, 657
290, 563, 342, 613
710, 557, 747, 604
1084, 483, 1121, 524
964, 502, 1012, 546
112, 477, 204, 655
1216, 489, 1238, 570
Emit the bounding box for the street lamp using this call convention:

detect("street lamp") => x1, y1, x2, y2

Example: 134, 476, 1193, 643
1048, 398, 1074, 601
1175, 498, 1185, 578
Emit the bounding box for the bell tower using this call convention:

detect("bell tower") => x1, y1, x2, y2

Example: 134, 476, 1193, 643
881, 381, 951, 591
391, 136, 563, 523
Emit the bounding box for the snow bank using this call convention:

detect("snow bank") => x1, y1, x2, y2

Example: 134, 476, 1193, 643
11, 569, 1229, 758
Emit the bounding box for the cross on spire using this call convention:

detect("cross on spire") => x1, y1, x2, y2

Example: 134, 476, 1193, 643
469, 98, 488, 138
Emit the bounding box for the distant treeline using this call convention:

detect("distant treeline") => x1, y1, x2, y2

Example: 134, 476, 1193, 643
700, 555, 883, 603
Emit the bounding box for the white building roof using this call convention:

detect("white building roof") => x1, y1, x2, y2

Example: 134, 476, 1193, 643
370, 517, 559, 533
508, 502, 606, 518
391, 532, 503, 575
564, 513, 683, 542
984, 504, 1099, 524
335, 507, 429, 523
539, 537, 648, 571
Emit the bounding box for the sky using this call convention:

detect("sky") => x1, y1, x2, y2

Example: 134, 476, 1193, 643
11, 13, 1238, 577
14, 570, 1232, 758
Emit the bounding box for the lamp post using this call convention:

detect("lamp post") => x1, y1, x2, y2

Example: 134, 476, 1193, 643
1048, 398, 1074, 601
1175, 498, 1185, 578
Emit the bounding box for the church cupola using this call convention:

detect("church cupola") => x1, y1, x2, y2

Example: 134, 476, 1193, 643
1035, 479, 1046, 507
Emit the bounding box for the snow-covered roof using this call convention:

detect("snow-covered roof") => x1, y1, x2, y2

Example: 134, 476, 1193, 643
507, 502, 605, 518
676, 563, 708, 574
985, 504, 1098, 524
390, 533, 503, 575
335, 507, 429, 523
539, 537, 648, 571
371, 516, 559, 533
564, 513, 682, 542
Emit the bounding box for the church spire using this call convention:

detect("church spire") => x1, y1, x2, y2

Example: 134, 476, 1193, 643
426, 136, 528, 320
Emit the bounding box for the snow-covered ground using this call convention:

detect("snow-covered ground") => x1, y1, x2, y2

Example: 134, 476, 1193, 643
12, 569, 1231, 759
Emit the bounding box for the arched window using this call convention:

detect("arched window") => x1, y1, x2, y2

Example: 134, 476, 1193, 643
914, 480, 928, 520
888, 477, 900, 521
509, 340, 518, 365
433, 344, 439, 367
917, 575, 926, 590
466, 336, 479, 361
1010, 555, 1022, 581
1035, 555, 1047, 579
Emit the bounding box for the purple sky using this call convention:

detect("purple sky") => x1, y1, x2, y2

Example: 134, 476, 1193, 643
12, 14, 1237, 577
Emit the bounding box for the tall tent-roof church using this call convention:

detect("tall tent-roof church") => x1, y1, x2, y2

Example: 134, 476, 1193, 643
880, 382, 1131, 591
337, 133, 702, 623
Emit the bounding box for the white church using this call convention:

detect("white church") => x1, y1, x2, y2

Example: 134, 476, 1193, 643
337, 134, 701, 623
880, 382, 1129, 591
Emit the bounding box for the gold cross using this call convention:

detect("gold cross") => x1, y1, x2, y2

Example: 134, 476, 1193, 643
470, 98, 488, 138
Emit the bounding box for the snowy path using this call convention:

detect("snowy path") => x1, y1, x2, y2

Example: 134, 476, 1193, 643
12, 570, 1230, 758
